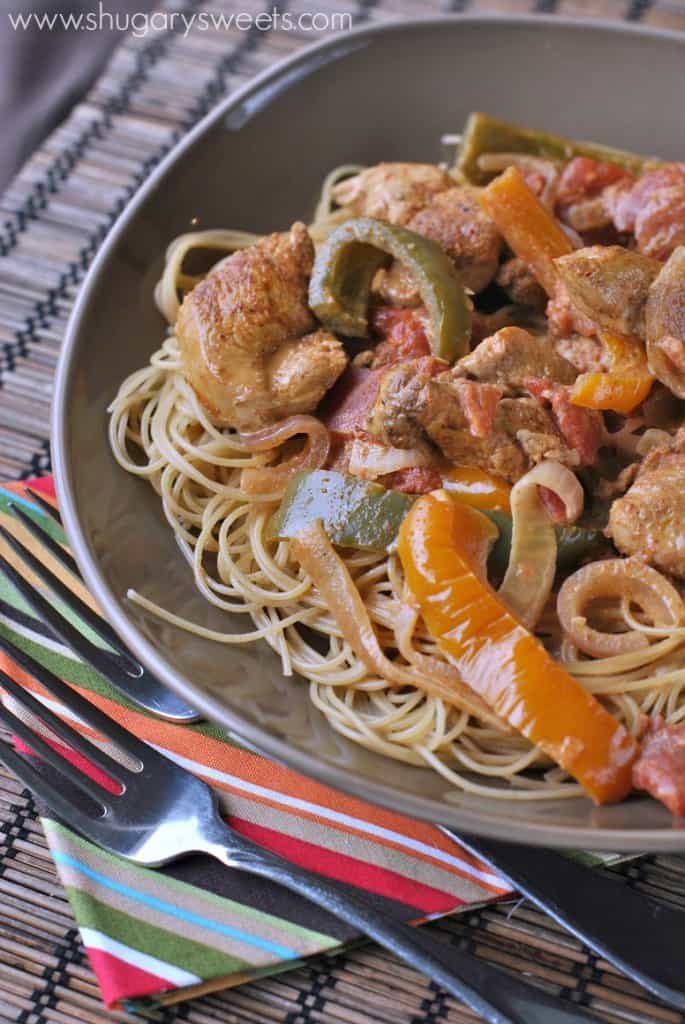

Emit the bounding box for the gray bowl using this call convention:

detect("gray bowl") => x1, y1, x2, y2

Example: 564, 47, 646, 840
54, 16, 685, 850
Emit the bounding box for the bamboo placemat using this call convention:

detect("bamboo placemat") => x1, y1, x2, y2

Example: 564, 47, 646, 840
3, 0, 685, 1021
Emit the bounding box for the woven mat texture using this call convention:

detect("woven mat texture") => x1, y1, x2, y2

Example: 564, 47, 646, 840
3, 1, 685, 1022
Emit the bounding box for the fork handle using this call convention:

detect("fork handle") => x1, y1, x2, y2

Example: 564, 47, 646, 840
198, 820, 599, 1024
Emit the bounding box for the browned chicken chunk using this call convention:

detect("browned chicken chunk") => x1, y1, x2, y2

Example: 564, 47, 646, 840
609, 435, 685, 579
407, 186, 502, 293
368, 355, 581, 483
496, 257, 547, 311
645, 246, 685, 399
454, 327, 577, 389
332, 163, 451, 227
176, 223, 347, 431
334, 167, 501, 297
555, 246, 661, 338
554, 334, 606, 374
374, 262, 421, 308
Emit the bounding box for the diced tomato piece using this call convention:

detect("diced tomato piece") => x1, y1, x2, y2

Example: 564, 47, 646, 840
550, 388, 601, 465
371, 307, 432, 368
525, 376, 601, 466
318, 366, 382, 438
633, 717, 685, 816
557, 157, 632, 207
537, 485, 568, 524
608, 164, 685, 233
382, 466, 444, 494
546, 283, 598, 340
521, 170, 547, 197
454, 380, 502, 439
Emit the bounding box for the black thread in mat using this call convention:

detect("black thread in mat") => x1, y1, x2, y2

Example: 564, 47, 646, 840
0, 788, 38, 877
627, 0, 653, 20
1, 0, 387, 482
283, 961, 339, 1024
15, 927, 83, 1024
0, 0, 206, 261
182, 0, 283, 125
412, 979, 450, 1023
563, 951, 603, 1008
22, 440, 52, 480
0, 3, 284, 482
448, 0, 471, 11
533, 0, 558, 12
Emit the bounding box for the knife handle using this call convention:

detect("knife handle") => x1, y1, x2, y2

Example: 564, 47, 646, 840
453, 832, 685, 1012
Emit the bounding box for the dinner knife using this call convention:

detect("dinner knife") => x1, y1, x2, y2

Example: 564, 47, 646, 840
444, 830, 685, 1011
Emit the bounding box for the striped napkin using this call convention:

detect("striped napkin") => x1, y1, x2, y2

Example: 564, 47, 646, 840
0, 476, 516, 1010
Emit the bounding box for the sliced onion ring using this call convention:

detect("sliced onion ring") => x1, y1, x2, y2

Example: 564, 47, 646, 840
240, 415, 330, 497
557, 558, 685, 658
348, 439, 433, 480
498, 461, 583, 630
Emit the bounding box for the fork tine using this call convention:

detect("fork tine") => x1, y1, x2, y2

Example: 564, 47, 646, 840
0, 525, 141, 676
0, 735, 106, 835
0, 689, 113, 808
0, 630, 152, 766
0, 665, 130, 785
0, 524, 200, 725
23, 487, 63, 526
9, 502, 79, 579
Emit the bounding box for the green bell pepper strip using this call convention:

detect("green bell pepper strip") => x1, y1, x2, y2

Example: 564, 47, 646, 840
268, 471, 604, 567
457, 112, 661, 186
308, 217, 471, 364
483, 510, 603, 580
265, 470, 416, 551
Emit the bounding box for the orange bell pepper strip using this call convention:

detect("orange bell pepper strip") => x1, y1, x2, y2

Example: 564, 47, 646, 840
479, 165, 574, 297
398, 491, 639, 804
443, 466, 511, 513
570, 372, 653, 414
571, 331, 654, 414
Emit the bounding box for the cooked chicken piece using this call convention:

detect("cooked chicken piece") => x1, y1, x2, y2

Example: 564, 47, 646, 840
375, 262, 421, 308
407, 186, 502, 293
268, 330, 347, 417
176, 223, 347, 431
368, 357, 440, 450
555, 246, 661, 338
454, 327, 577, 389
496, 257, 547, 310
332, 163, 452, 228
609, 434, 685, 579
554, 333, 606, 374
335, 168, 501, 296
645, 246, 685, 399
606, 164, 685, 261
368, 357, 579, 483
420, 385, 531, 482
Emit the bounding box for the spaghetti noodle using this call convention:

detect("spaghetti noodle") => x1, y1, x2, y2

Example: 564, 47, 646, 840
108, 153, 685, 804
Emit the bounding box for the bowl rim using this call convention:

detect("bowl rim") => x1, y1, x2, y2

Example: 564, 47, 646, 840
53, 13, 685, 850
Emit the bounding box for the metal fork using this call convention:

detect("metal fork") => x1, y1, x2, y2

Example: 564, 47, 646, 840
5, 492, 684, 1014
0, 491, 200, 723
0, 632, 600, 1024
